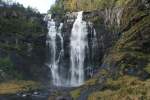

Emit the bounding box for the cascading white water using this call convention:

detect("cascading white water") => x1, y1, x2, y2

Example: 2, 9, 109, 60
47, 19, 64, 86
92, 29, 97, 60
46, 11, 97, 87
70, 11, 88, 86
56, 23, 64, 65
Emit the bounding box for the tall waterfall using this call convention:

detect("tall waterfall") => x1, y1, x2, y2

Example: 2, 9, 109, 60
46, 11, 97, 87
47, 19, 64, 86
70, 11, 88, 86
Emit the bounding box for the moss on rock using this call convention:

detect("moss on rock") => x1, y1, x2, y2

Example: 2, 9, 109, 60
70, 88, 81, 100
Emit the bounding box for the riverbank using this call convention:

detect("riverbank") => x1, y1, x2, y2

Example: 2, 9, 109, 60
0, 80, 41, 95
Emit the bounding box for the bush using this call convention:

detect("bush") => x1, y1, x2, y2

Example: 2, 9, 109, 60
0, 57, 14, 72
0, 57, 23, 79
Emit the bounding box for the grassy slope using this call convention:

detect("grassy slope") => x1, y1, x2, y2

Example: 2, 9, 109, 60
88, 75, 150, 100
0, 80, 41, 95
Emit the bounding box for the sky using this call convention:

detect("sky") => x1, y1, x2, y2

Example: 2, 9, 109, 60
12, 0, 56, 13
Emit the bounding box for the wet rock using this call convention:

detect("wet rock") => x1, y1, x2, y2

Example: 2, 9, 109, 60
56, 96, 71, 100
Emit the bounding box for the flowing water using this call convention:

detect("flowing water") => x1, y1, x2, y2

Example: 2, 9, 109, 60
47, 11, 96, 87
47, 19, 64, 86
70, 11, 88, 86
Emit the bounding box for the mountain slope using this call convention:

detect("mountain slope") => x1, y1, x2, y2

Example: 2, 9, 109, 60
49, 0, 150, 99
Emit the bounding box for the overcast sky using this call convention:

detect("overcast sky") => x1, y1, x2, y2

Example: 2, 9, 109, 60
12, 0, 56, 13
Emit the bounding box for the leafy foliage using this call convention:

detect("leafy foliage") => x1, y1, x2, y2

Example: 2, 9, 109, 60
0, 57, 23, 79
48, 0, 65, 16
52, 0, 131, 12
0, 1, 48, 82
0, 57, 14, 72
0, 1, 47, 36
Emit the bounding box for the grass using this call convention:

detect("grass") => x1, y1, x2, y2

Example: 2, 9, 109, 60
70, 77, 98, 100
84, 78, 98, 86
88, 75, 150, 100
144, 63, 150, 74
70, 88, 81, 100
115, 0, 131, 6
0, 80, 41, 95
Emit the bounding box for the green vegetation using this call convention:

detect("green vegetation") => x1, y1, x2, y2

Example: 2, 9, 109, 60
70, 78, 98, 100
88, 75, 150, 100
49, 0, 65, 16
0, 1, 47, 81
113, 16, 150, 75
0, 57, 23, 80
144, 63, 150, 74
70, 88, 81, 100
0, 80, 41, 95
0, 1, 47, 51
65, 0, 150, 99
0, 57, 14, 72
51, 0, 131, 12
0, 1, 47, 36
0, 0, 149, 98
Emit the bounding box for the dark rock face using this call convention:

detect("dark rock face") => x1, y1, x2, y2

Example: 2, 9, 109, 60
50, 10, 120, 79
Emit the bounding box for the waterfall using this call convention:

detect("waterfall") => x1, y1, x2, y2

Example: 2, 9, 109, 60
46, 11, 96, 87
47, 19, 64, 86
70, 11, 88, 86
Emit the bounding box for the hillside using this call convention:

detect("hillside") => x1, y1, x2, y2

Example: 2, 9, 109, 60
49, 0, 150, 99
0, 1, 48, 82
0, 0, 149, 99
